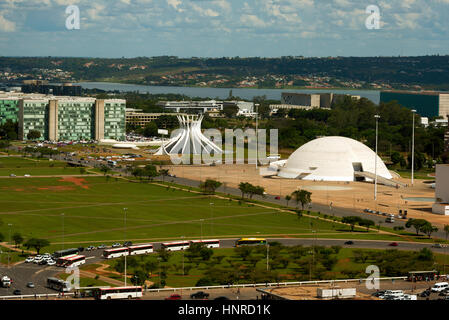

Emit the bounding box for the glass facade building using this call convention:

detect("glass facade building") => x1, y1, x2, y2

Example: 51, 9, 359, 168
0, 93, 126, 141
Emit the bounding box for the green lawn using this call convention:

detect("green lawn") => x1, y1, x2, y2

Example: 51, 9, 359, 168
0, 174, 401, 253
0, 245, 27, 265
0, 156, 88, 176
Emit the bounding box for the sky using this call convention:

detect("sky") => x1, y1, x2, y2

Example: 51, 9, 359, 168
1, 0, 449, 58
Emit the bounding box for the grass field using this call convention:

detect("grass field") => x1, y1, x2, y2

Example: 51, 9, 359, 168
0, 157, 87, 176
0, 174, 402, 253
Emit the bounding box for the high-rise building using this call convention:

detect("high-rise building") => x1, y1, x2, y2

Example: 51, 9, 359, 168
0, 92, 125, 141
380, 90, 449, 119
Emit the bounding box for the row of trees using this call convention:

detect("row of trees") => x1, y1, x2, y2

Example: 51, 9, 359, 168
238, 182, 265, 199
405, 218, 438, 238
341, 216, 376, 232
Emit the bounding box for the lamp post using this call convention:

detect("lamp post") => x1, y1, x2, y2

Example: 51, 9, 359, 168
123, 207, 128, 287
200, 219, 204, 240
61, 213, 65, 250
374, 115, 380, 201
8, 224, 12, 268
255, 103, 259, 169
266, 243, 270, 271
181, 235, 185, 276
411, 109, 416, 186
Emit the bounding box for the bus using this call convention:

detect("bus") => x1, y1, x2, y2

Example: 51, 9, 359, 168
190, 239, 220, 248
128, 244, 153, 256
103, 247, 129, 259
56, 254, 79, 267
61, 255, 86, 268
47, 277, 71, 292
94, 286, 143, 300
52, 248, 79, 260
235, 238, 267, 247
161, 241, 190, 251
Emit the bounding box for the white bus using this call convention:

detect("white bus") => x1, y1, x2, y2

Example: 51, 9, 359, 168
189, 239, 220, 248
103, 247, 129, 259
62, 255, 86, 268
161, 241, 190, 251
128, 244, 153, 256
56, 254, 79, 267
47, 277, 71, 292
94, 286, 143, 300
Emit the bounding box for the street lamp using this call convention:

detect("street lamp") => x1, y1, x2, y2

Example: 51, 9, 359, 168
8, 224, 12, 268
255, 103, 260, 169
61, 213, 65, 250
123, 207, 128, 287
266, 243, 270, 271
181, 235, 185, 276
411, 109, 417, 186
374, 115, 380, 201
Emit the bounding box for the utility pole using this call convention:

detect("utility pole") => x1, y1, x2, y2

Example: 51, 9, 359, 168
411, 109, 416, 186
7, 224, 12, 268
123, 207, 127, 287
374, 115, 380, 201
182, 235, 185, 276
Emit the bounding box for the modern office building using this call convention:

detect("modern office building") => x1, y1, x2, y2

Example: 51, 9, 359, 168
125, 108, 182, 128
432, 164, 449, 215
270, 92, 359, 114
21, 82, 82, 96
0, 92, 125, 141
158, 100, 223, 113
380, 91, 449, 119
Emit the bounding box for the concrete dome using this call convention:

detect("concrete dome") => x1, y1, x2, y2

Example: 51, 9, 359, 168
278, 136, 392, 181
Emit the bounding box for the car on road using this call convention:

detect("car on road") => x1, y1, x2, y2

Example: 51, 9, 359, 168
363, 209, 370, 213
419, 289, 431, 297
10, 174, 16, 177
24, 174, 30, 177
25, 257, 34, 263
344, 241, 354, 245
274, 196, 280, 200
112, 243, 121, 248
371, 290, 386, 297
97, 244, 106, 249
432, 282, 449, 292
26, 282, 35, 288
123, 241, 133, 247
38, 259, 48, 265
432, 243, 443, 248
389, 242, 398, 247
190, 291, 210, 299
47, 260, 56, 266
214, 296, 230, 300
13, 289, 22, 295
165, 294, 182, 300
86, 246, 96, 251
33, 256, 43, 263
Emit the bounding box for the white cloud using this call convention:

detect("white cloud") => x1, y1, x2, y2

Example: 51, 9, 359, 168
0, 13, 15, 32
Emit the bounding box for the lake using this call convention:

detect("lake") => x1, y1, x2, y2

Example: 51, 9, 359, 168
75, 82, 380, 104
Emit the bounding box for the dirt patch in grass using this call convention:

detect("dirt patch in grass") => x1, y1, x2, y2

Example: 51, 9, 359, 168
58, 176, 89, 189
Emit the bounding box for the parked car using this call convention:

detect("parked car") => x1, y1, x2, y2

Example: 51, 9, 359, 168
97, 244, 106, 249
38, 259, 48, 265
190, 291, 210, 299
432, 282, 449, 292
25, 257, 34, 263
432, 243, 443, 248
86, 246, 96, 251
214, 296, 230, 300
47, 260, 56, 266
371, 290, 386, 297
112, 243, 121, 248
123, 241, 133, 247
419, 289, 431, 297
26, 282, 35, 288
165, 294, 182, 300
344, 241, 354, 245
389, 242, 398, 247
78, 247, 85, 252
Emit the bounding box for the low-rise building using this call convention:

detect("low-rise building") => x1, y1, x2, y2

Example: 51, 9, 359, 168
432, 164, 449, 215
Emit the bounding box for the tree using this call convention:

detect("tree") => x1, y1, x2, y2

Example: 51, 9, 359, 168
291, 189, 312, 211
405, 218, 430, 236
158, 169, 169, 182
444, 225, 449, 242
199, 179, 222, 194
156, 247, 171, 262
12, 233, 23, 247
142, 121, 158, 137
421, 223, 438, 239
390, 152, 404, 166
143, 164, 158, 180
0, 232, 4, 242
131, 167, 144, 180
238, 182, 251, 199
342, 216, 362, 232
358, 219, 375, 231
285, 195, 291, 206
26, 129, 41, 140
131, 269, 150, 286
24, 238, 50, 255
99, 164, 111, 176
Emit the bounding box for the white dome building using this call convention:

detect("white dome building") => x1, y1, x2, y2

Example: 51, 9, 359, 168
277, 136, 392, 182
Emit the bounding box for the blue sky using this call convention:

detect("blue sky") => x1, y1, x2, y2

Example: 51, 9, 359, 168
1, 0, 449, 58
